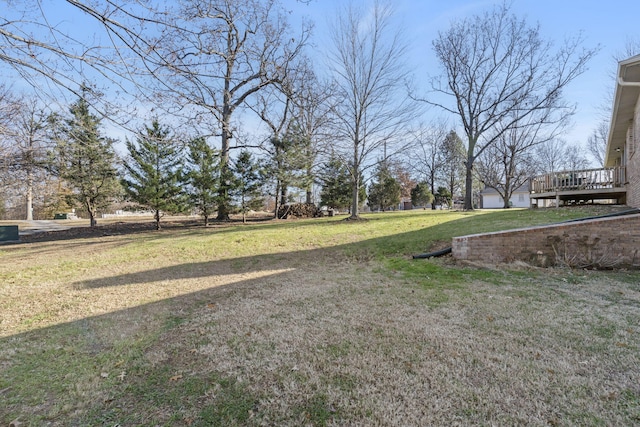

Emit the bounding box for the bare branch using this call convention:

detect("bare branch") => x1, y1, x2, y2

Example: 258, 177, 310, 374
427, 2, 598, 209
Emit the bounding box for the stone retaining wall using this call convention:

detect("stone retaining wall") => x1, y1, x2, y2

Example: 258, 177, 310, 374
452, 214, 640, 268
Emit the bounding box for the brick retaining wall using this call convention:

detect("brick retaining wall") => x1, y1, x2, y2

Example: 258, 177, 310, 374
452, 214, 640, 268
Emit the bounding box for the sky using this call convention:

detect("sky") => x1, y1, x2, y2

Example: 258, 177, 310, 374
284, 0, 640, 151
4, 0, 640, 159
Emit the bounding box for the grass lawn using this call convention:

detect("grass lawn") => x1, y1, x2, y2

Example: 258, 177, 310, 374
1, 207, 639, 426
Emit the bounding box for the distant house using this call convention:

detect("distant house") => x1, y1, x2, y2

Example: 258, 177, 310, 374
605, 54, 640, 208
480, 183, 530, 209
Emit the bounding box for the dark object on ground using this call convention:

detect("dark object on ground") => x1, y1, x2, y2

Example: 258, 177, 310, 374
16, 217, 265, 244
412, 247, 452, 259
0, 225, 19, 242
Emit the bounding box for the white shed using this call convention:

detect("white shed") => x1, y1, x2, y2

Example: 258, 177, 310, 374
480, 183, 530, 208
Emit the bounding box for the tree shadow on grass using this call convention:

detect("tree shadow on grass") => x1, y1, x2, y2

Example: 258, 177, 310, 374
1, 207, 621, 425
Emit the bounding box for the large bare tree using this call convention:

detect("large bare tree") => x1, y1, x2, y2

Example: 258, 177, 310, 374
476, 120, 545, 208
0, 1, 161, 121
328, 1, 416, 219
536, 138, 570, 175
286, 62, 335, 205
4, 97, 53, 220
148, 0, 309, 220
2, 1, 312, 222
428, 2, 597, 210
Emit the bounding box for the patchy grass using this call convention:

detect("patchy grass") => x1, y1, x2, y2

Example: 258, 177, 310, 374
1, 207, 640, 425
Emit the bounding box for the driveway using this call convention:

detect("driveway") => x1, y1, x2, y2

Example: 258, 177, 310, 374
16, 220, 74, 236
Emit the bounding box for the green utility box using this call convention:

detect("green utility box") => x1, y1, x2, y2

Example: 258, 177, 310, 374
0, 225, 19, 242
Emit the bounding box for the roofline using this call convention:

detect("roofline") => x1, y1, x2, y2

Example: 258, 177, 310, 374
605, 55, 640, 166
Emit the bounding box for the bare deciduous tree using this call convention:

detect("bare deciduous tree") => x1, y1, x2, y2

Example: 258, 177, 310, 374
406, 122, 448, 209
3, 1, 311, 221
563, 144, 591, 172
477, 106, 570, 209
536, 138, 570, 174
476, 122, 543, 208
287, 62, 335, 204
0, 1, 160, 121
149, 0, 309, 220
428, 2, 597, 210
328, 1, 416, 219
4, 97, 53, 220
587, 120, 608, 167
536, 138, 590, 174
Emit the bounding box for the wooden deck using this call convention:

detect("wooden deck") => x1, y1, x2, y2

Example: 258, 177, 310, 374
530, 167, 627, 204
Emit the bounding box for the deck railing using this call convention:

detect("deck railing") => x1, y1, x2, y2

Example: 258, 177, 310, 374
530, 167, 626, 194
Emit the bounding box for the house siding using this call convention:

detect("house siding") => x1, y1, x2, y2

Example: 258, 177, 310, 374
452, 214, 640, 268
628, 98, 640, 208
481, 192, 530, 209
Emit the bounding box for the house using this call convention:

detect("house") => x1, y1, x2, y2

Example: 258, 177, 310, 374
480, 183, 530, 208
529, 54, 639, 207
605, 54, 640, 208
452, 55, 640, 267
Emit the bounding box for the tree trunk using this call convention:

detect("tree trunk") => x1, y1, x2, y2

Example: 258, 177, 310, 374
502, 176, 512, 209
88, 209, 97, 227
350, 178, 360, 219
350, 139, 360, 219
217, 85, 232, 221
242, 194, 247, 224
430, 173, 437, 210
154, 209, 161, 230
279, 185, 287, 210
273, 180, 281, 219
464, 161, 474, 210
26, 169, 33, 221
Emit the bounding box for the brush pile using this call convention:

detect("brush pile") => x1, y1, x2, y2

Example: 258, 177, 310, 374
277, 203, 319, 219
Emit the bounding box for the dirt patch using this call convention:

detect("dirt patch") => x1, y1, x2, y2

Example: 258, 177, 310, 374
16, 216, 272, 244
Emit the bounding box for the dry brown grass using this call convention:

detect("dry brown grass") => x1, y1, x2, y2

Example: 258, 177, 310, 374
1, 210, 639, 426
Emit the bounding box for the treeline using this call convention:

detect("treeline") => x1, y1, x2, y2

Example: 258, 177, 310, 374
2, 89, 460, 227
1, 1, 606, 217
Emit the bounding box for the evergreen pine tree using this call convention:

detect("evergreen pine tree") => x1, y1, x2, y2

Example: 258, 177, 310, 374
183, 137, 219, 226
435, 186, 453, 208
368, 163, 402, 211
318, 155, 352, 211
231, 150, 263, 223
55, 89, 120, 227
121, 119, 184, 230
410, 182, 434, 208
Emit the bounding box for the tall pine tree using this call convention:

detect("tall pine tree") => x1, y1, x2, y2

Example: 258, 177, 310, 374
318, 154, 352, 211
368, 162, 401, 212
231, 150, 263, 224
55, 89, 120, 227
122, 119, 184, 230
183, 137, 219, 226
